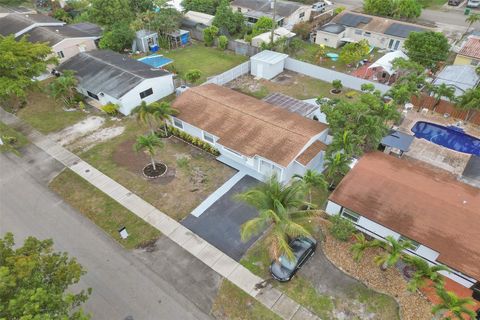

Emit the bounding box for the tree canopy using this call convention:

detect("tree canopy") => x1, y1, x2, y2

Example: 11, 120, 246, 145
0, 35, 57, 107
364, 0, 421, 19
0, 233, 90, 319
99, 22, 135, 52
456, 87, 480, 121
181, 0, 219, 15
404, 31, 450, 70
339, 39, 370, 65
89, 0, 133, 27
213, 0, 244, 35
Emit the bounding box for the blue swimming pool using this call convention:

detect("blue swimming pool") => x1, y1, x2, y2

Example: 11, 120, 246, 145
411, 121, 480, 156
138, 54, 173, 68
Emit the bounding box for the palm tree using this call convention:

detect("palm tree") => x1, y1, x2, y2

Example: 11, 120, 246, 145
402, 255, 450, 292
236, 175, 316, 261
133, 101, 174, 135
374, 235, 413, 271
323, 151, 350, 188
293, 169, 327, 207
456, 87, 480, 122
150, 101, 178, 135
431, 83, 455, 112
49, 70, 78, 108
329, 130, 362, 158
350, 233, 382, 262
464, 13, 480, 38
134, 133, 164, 170
431, 286, 476, 320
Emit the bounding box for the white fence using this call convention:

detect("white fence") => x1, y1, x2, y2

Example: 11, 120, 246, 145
203, 61, 251, 85
285, 58, 391, 94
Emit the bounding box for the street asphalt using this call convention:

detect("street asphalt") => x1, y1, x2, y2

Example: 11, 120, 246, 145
0, 146, 214, 320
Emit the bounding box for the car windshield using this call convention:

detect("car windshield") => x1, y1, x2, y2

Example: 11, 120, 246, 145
278, 255, 297, 270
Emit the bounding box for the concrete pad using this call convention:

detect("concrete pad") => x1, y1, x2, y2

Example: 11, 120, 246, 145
119, 195, 157, 219
227, 265, 263, 295
169, 225, 197, 247
272, 294, 300, 320
254, 287, 283, 309
291, 307, 319, 320
89, 173, 114, 189
183, 235, 208, 256
211, 253, 238, 278
195, 243, 223, 267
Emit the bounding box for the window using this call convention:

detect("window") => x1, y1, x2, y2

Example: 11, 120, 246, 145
139, 88, 153, 99
399, 236, 420, 251
173, 118, 183, 129
203, 132, 214, 143
341, 208, 360, 223
57, 51, 65, 58
470, 59, 479, 66
299, 12, 305, 18
87, 91, 99, 100
355, 29, 362, 35
364, 32, 371, 37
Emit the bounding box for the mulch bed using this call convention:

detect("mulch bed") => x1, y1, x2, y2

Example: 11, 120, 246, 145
318, 219, 433, 320
142, 162, 167, 178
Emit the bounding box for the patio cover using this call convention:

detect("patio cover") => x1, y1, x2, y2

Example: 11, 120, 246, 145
380, 130, 414, 152
368, 50, 408, 75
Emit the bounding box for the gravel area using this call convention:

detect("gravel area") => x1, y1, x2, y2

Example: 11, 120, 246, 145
318, 219, 433, 320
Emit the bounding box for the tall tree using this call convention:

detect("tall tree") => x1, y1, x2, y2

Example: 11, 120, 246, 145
430, 83, 455, 112
394, 0, 421, 19
456, 87, 480, 121
89, 0, 133, 27
150, 101, 178, 135
236, 175, 316, 261
0, 233, 90, 319
48, 70, 79, 108
133, 101, 163, 134
431, 286, 476, 320
134, 133, 164, 170
464, 13, 480, 38
329, 130, 363, 158
293, 169, 327, 207
251, 16, 275, 37
182, 0, 219, 15
404, 31, 450, 70
374, 235, 413, 271
402, 255, 450, 292
323, 151, 350, 187
99, 22, 134, 52
339, 39, 370, 66
129, 0, 155, 14
213, 0, 244, 35
0, 36, 57, 108
363, 0, 395, 16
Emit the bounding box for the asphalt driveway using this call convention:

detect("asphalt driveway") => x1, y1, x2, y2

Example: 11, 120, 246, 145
181, 175, 262, 261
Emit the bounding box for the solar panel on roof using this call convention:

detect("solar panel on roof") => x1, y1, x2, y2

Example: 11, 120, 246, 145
384, 23, 425, 38
263, 93, 317, 117
337, 13, 372, 27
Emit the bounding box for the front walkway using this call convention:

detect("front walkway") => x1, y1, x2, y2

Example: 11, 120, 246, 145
0, 108, 319, 320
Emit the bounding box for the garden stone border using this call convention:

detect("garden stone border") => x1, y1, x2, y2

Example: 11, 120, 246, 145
142, 162, 168, 179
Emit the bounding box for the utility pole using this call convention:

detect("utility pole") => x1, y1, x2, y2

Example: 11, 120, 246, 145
270, 0, 277, 45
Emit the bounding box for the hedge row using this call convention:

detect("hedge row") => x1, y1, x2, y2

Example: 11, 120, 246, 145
166, 126, 221, 156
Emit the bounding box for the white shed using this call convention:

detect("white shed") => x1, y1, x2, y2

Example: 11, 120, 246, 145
250, 50, 289, 80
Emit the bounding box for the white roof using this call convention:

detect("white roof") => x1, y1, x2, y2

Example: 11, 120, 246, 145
184, 11, 214, 26
250, 50, 289, 64
252, 27, 295, 44
433, 65, 480, 97
368, 50, 408, 75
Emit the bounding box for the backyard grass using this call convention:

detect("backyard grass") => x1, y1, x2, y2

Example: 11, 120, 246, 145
80, 118, 235, 221
159, 42, 248, 83
50, 169, 161, 249
16, 80, 87, 134
211, 280, 282, 320
0, 122, 29, 155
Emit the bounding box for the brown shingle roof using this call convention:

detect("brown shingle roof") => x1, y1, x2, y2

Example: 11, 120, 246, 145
172, 84, 328, 167
296, 140, 327, 165
329, 152, 480, 280
458, 38, 480, 60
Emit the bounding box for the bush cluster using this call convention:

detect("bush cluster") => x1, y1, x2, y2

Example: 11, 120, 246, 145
101, 103, 119, 115
167, 126, 220, 156
329, 214, 356, 241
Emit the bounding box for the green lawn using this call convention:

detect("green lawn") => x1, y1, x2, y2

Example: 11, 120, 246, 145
211, 280, 282, 320
159, 42, 248, 83
16, 80, 87, 134
50, 169, 161, 249
0, 122, 29, 154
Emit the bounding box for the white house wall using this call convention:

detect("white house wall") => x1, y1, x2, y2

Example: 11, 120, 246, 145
53, 38, 97, 63
325, 200, 477, 288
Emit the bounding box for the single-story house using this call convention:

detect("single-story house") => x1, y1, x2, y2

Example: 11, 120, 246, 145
314, 11, 429, 50
454, 37, 480, 66
231, 0, 312, 30
367, 50, 408, 82
251, 27, 296, 48
433, 65, 480, 97
58, 50, 174, 115
0, 13, 100, 63
0, 6, 36, 18
326, 152, 480, 294
171, 84, 329, 183
184, 11, 214, 27
250, 50, 289, 80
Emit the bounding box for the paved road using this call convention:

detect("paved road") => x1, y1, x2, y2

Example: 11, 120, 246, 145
0, 147, 212, 320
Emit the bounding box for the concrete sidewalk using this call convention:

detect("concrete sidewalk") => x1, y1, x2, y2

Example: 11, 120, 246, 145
0, 109, 319, 320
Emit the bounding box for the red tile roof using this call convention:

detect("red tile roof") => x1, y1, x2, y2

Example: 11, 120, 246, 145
458, 38, 480, 60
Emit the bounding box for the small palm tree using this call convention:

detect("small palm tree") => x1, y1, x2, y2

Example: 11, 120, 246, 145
236, 175, 317, 261
134, 101, 177, 135
49, 70, 78, 108
431, 285, 476, 320
464, 13, 480, 38
150, 101, 178, 135
329, 130, 362, 158
293, 169, 327, 207
402, 255, 450, 292
431, 83, 455, 112
323, 152, 350, 188
134, 133, 164, 171
374, 235, 413, 271
350, 233, 382, 262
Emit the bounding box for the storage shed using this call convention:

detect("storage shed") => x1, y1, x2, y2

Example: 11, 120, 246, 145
250, 50, 288, 80
134, 29, 158, 53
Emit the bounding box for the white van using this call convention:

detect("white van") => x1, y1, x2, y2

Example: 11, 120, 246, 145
312, 2, 328, 12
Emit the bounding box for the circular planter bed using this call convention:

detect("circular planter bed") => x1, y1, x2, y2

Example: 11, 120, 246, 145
142, 162, 167, 179
330, 89, 342, 95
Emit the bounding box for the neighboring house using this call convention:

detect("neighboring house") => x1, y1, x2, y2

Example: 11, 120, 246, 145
454, 37, 480, 66
251, 27, 296, 47
58, 50, 174, 115
367, 50, 408, 83
325, 152, 480, 293
0, 13, 100, 63
314, 11, 429, 50
231, 0, 312, 29
0, 6, 35, 17
433, 65, 479, 97
171, 84, 329, 183
184, 11, 214, 27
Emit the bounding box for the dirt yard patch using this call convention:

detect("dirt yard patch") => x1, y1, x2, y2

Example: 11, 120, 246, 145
48, 116, 105, 146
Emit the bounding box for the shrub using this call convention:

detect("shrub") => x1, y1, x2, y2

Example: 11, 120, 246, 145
332, 80, 343, 92
166, 126, 220, 156
185, 69, 202, 84
334, 6, 346, 15
101, 103, 119, 115
292, 21, 311, 40
345, 91, 358, 99
203, 25, 219, 47
218, 35, 228, 50
176, 156, 190, 170
2, 135, 17, 145
329, 214, 356, 241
